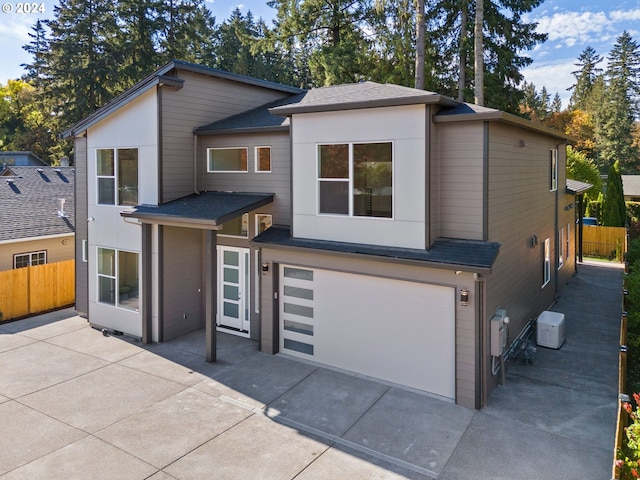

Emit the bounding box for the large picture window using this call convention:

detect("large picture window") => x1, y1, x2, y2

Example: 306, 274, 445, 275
97, 247, 139, 311
208, 147, 248, 172
97, 148, 138, 206
219, 213, 249, 238
318, 142, 392, 218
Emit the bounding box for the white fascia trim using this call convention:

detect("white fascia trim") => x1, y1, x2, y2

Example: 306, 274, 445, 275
0, 233, 75, 245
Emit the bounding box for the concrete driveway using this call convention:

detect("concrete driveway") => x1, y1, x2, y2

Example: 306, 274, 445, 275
0, 261, 622, 479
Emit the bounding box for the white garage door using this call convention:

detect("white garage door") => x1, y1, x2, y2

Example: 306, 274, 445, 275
280, 265, 456, 399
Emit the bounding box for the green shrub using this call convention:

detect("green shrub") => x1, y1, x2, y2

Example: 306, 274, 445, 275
617, 394, 640, 479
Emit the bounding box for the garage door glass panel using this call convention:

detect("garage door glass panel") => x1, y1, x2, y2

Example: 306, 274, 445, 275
284, 320, 314, 335
284, 302, 313, 318
284, 338, 314, 355
284, 267, 313, 281
283, 286, 314, 300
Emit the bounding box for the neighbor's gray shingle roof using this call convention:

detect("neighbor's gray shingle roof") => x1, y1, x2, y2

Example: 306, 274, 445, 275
0, 166, 75, 242
622, 175, 640, 197
253, 226, 500, 272
269, 81, 459, 115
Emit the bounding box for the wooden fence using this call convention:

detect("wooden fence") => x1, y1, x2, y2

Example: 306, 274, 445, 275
583, 225, 627, 260
0, 260, 74, 321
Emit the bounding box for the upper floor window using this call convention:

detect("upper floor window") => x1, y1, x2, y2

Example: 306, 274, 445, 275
318, 142, 393, 218
14, 250, 46, 269
208, 147, 248, 173
255, 146, 271, 173
97, 148, 138, 206
550, 149, 558, 192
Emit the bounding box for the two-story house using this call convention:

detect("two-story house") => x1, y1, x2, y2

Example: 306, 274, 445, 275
62, 60, 588, 409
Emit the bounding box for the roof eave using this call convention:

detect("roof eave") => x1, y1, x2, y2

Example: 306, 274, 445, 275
194, 125, 290, 136
269, 94, 458, 116
434, 110, 574, 142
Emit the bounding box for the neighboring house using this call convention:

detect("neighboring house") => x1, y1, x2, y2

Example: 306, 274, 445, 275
0, 166, 75, 271
622, 175, 640, 202
62, 60, 587, 409
0, 151, 47, 167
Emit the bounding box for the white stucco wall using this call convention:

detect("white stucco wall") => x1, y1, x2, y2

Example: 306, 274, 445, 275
86, 88, 158, 337
291, 105, 426, 249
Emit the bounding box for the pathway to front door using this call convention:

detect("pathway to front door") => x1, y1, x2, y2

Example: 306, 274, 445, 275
217, 246, 250, 336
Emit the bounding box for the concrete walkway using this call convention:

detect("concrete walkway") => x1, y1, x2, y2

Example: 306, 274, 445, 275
0, 261, 622, 479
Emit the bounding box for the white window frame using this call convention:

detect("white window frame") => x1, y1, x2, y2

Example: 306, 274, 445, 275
96, 147, 138, 206
255, 146, 272, 173
96, 247, 139, 312
558, 227, 565, 269
316, 141, 394, 219
82, 239, 88, 263
542, 238, 551, 287
550, 149, 558, 192
219, 212, 249, 238
207, 147, 249, 173
255, 213, 273, 236
14, 250, 46, 269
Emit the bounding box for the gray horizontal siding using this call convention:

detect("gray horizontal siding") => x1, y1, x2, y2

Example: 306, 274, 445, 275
434, 122, 485, 240
75, 136, 89, 316
199, 132, 291, 226
161, 70, 291, 203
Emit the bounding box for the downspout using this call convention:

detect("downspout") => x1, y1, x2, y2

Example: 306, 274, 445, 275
193, 134, 200, 195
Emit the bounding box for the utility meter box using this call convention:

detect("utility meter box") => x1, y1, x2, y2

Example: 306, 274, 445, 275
490, 314, 508, 356
537, 311, 565, 349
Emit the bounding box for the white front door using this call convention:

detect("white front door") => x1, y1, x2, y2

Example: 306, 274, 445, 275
217, 246, 250, 336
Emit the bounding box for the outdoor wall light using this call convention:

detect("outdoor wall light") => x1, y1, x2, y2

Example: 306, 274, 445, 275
262, 262, 270, 274
519, 140, 527, 147
460, 289, 470, 306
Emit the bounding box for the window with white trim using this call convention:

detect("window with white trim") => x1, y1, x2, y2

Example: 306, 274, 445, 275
97, 247, 139, 311
219, 213, 248, 238
97, 148, 138, 206
566, 223, 571, 263
255, 146, 271, 172
558, 227, 565, 269
317, 142, 393, 218
207, 147, 248, 172
256, 214, 272, 235
14, 251, 46, 269
550, 149, 558, 192
542, 238, 551, 287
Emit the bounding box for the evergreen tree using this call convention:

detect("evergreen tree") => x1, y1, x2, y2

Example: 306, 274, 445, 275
599, 32, 640, 172
602, 160, 627, 227
568, 46, 603, 111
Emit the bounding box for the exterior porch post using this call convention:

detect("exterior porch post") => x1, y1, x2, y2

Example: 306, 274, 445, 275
204, 229, 217, 362
141, 223, 153, 344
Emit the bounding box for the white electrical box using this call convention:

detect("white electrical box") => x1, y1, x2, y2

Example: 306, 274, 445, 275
537, 311, 565, 349
490, 314, 508, 356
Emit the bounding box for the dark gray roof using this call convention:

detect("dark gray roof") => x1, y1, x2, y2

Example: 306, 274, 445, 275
434, 103, 572, 141
269, 81, 459, 115
121, 191, 273, 228
61, 60, 304, 139
194, 94, 305, 136
253, 226, 500, 272
622, 175, 640, 197
566, 179, 592, 194
0, 166, 75, 242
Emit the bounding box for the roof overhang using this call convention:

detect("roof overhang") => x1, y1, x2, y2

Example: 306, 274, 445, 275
194, 125, 290, 136
566, 179, 593, 195
120, 191, 274, 229
434, 108, 574, 142
253, 226, 500, 273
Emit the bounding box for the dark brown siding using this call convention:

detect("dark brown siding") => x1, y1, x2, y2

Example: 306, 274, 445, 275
162, 226, 204, 340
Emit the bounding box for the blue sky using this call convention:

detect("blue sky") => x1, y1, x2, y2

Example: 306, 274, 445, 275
1, 0, 639, 109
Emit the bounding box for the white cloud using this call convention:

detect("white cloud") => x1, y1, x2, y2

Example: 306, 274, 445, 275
522, 59, 576, 108
609, 9, 640, 22
533, 11, 610, 45
0, 15, 33, 44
